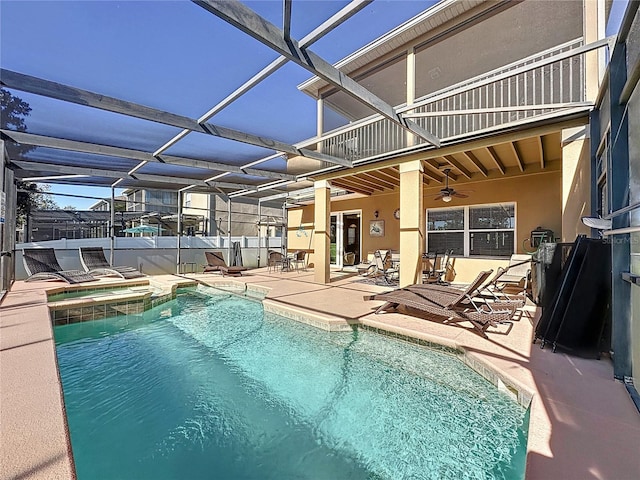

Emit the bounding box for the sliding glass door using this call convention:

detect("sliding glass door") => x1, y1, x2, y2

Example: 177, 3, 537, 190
330, 211, 361, 268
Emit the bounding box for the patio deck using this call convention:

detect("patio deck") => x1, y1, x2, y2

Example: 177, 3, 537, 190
1, 268, 638, 479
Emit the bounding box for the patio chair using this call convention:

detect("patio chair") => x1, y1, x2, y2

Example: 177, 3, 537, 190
290, 250, 307, 272
480, 254, 532, 301
23, 248, 97, 284
343, 251, 356, 266
369, 250, 398, 285
355, 252, 376, 276
79, 247, 146, 279
267, 250, 286, 272
425, 249, 453, 284
364, 271, 516, 338
476, 267, 528, 307
204, 251, 247, 277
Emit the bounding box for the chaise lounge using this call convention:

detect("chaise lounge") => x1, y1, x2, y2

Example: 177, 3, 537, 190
23, 248, 97, 284
203, 251, 247, 277
365, 270, 517, 338
79, 247, 146, 279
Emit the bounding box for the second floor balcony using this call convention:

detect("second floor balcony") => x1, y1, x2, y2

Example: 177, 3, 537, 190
302, 38, 605, 166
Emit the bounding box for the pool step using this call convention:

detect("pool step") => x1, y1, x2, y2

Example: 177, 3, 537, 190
48, 277, 198, 325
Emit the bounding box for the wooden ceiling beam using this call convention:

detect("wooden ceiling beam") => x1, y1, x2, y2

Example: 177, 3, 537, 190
331, 179, 373, 196
508, 141, 525, 172
343, 174, 386, 191
360, 171, 397, 189
421, 160, 449, 182
461, 151, 488, 177
485, 147, 506, 175
442, 155, 472, 179
538, 135, 545, 169
375, 168, 401, 184
420, 165, 443, 183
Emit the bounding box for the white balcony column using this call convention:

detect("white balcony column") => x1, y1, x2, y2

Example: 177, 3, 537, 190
317, 97, 324, 153
314, 179, 331, 284
399, 160, 424, 287
406, 47, 416, 148
584, 0, 604, 101
176, 191, 183, 274
109, 186, 116, 265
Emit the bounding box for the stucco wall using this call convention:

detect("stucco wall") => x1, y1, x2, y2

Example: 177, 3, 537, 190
288, 169, 562, 281
561, 128, 593, 241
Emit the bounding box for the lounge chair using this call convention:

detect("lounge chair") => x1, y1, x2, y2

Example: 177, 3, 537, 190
365, 272, 516, 338
422, 249, 453, 284
204, 251, 247, 277
23, 248, 97, 284
407, 270, 495, 308
476, 267, 527, 307
369, 250, 398, 285
478, 254, 531, 302
79, 247, 146, 279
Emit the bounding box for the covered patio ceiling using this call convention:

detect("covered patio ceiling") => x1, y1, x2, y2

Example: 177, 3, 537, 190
0, 0, 592, 204
318, 117, 586, 196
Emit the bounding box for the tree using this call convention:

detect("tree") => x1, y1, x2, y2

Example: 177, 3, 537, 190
1, 88, 58, 221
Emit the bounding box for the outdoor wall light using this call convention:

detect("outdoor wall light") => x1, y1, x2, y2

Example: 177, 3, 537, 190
374, 210, 379, 218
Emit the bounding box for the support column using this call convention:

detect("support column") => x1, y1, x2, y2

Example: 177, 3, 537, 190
227, 197, 232, 262
584, 0, 604, 101
176, 191, 183, 275
257, 200, 262, 267
405, 48, 416, 148
314, 180, 331, 284
110, 187, 115, 266
399, 160, 424, 287
317, 97, 324, 153
561, 126, 591, 241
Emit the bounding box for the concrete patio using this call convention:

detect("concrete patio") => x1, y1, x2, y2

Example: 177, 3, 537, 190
1, 268, 638, 479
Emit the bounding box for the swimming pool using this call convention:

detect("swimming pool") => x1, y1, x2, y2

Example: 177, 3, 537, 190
55, 288, 528, 479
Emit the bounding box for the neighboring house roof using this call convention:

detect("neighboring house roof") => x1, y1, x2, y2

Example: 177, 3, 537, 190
298, 0, 491, 97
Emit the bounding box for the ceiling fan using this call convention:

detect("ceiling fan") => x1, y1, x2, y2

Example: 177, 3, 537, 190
434, 168, 470, 202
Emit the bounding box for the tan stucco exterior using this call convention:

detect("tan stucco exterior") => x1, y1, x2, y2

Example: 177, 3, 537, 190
561, 127, 593, 241
288, 167, 565, 284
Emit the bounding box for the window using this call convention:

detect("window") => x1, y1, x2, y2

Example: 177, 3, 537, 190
596, 132, 609, 217
426, 208, 464, 255
185, 193, 192, 208
427, 203, 515, 257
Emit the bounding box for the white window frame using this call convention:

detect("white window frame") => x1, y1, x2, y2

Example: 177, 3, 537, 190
330, 209, 362, 268
426, 202, 517, 258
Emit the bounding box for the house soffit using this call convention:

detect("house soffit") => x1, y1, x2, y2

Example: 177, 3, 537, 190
316, 120, 585, 195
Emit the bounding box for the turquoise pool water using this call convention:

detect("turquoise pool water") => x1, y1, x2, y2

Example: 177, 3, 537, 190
55, 288, 528, 479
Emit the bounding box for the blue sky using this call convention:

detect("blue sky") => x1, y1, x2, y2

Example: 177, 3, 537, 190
1, 0, 435, 209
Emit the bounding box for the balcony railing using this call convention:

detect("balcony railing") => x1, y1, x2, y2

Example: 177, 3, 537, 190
314, 39, 587, 162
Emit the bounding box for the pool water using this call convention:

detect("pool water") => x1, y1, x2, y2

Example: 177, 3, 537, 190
55, 288, 528, 480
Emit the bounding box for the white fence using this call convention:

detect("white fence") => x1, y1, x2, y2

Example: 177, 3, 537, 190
14, 236, 283, 280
